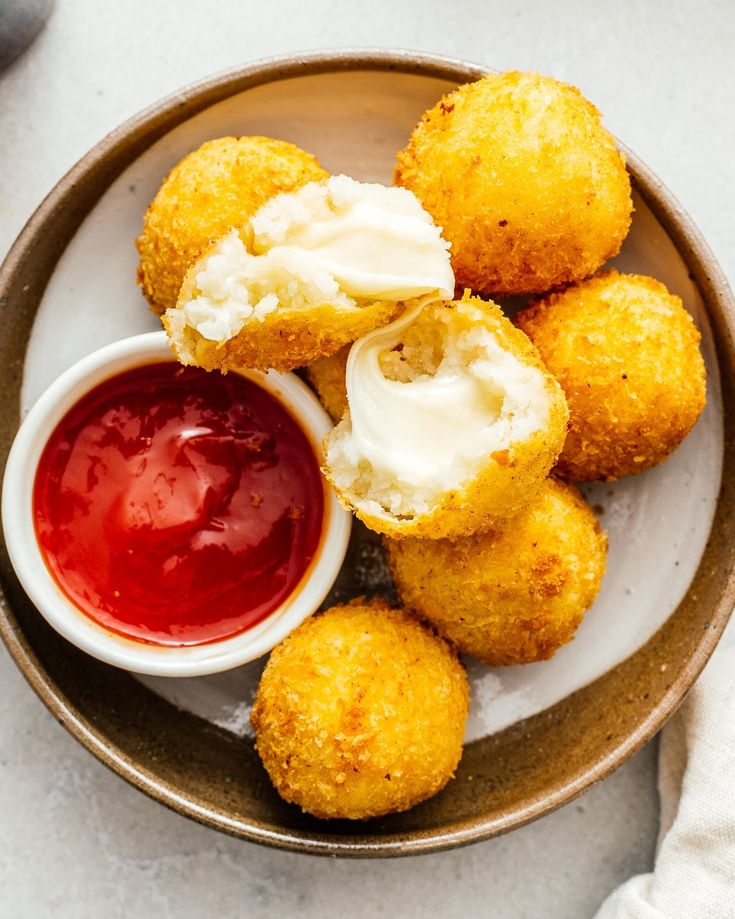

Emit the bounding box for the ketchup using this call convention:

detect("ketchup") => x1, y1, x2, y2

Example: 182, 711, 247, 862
33, 363, 324, 646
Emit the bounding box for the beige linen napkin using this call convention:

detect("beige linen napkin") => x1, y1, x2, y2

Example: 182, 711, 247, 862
595, 621, 735, 919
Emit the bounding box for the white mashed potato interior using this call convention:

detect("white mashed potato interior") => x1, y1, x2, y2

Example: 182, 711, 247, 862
327, 304, 552, 520
167, 174, 454, 351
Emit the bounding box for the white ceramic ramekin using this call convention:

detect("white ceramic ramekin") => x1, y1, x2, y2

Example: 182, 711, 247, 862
1, 331, 351, 676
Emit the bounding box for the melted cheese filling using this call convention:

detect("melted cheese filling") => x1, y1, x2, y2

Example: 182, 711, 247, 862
337, 303, 552, 517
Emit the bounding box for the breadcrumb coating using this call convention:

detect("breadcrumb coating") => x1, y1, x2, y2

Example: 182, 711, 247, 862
305, 345, 350, 421
387, 478, 607, 666
395, 71, 632, 296
136, 136, 328, 314
516, 270, 707, 481
251, 599, 469, 820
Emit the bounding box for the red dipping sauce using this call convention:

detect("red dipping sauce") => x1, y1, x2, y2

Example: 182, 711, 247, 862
33, 363, 324, 646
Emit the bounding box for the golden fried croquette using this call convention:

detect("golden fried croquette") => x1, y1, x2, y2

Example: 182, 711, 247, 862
324, 295, 569, 539
387, 478, 607, 666
164, 234, 399, 373
164, 175, 454, 373
136, 136, 328, 314
515, 270, 707, 481
395, 71, 632, 296
304, 345, 349, 421
251, 599, 469, 820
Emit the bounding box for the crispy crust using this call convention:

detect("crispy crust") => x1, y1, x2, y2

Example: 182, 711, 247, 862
386, 479, 607, 666
250, 599, 469, 820
323, 296, 570, 539
136, 136, 328, 315
304, 344, 350, 421
395, 71, 632, 296
516, 270, 707, 481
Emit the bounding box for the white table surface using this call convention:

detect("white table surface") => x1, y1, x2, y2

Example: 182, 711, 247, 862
0, 1, 732, 916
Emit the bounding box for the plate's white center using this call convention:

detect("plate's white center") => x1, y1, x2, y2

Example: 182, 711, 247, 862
20, 71, 723, 741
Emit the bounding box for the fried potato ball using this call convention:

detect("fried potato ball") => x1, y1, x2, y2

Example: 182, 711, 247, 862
395, 71, 633, 296
386, 478, 607, 666
324, 295, 569, 540
515, 270, 707, 481
164, 176, 454, 373
165, 232, 400, 373
136, 136, 328, 314
304, 345, 350, 421
251, 599, 469, 820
